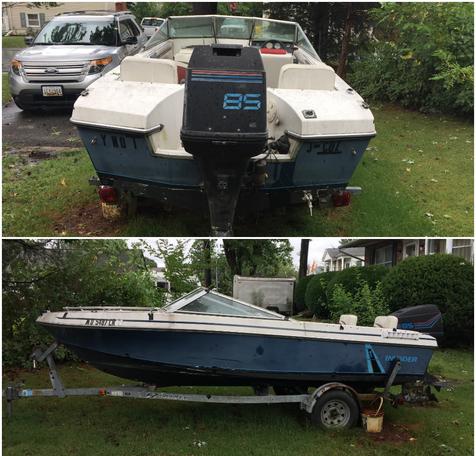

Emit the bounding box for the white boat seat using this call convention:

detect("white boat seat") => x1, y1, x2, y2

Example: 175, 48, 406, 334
278, 63, 336, 90
260, 52, 294, 88
339, 314, 358, 326
374, 316, 399, 330
174, 48, 194, 64
120, 57, 178, 84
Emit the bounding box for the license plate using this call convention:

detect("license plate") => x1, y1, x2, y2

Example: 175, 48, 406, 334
42, 86, 63, 97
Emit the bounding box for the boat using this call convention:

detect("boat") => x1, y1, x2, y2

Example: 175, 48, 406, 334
37, 288, 437, 390
70, 15, 376, 235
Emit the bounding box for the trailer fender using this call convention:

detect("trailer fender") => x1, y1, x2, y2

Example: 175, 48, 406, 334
301, 382, 361, 414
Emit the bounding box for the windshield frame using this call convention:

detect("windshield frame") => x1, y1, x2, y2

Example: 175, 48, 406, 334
144, 15, 317, 53
164, 288, 285, 320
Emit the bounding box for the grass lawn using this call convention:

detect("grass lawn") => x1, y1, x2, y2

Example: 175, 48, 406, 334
2, 349, 473, 456
2, 105, 473, 236
2, 36, 26, 48
2, 73, 11, 104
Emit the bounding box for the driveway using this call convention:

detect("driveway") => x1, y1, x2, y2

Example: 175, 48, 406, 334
2, 101, 81, 150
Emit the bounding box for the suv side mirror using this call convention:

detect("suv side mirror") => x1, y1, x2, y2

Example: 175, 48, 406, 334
122, 36, 137, 45
24, 36, 34, 46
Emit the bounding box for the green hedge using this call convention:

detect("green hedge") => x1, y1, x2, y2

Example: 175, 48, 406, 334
382, 254, 474, 347
294, 275, 314, 313
304, 272, 337, 318
326, 265, 389, 297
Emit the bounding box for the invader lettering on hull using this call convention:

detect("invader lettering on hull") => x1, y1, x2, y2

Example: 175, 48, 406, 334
385, 355, 418, 363
100, 134, 138, 150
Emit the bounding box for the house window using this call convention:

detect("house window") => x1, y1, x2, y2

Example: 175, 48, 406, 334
403, 240, 419, 259
375, 245, 393, 267
26, 13, 40, 28
452, 239, 473, 263
344, 258, 351, 269
428, 239, 445, 255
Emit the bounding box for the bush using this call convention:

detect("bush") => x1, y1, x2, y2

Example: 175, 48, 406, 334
328, 281, 389, 326
3, 241, 160, 367
349, 3, 474, 116
326, 265, 389, 298
304, 272, 337, 318
381, 254, 474, 347
294, 275, 314, 313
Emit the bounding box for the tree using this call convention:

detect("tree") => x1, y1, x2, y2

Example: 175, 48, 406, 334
3, 240, 159, 367
222, 240, 294, 278
129, 2, 160, 21
265, 2, 377, 72
298, 239, 310, 279
158, 2, 192, 17
192, 2, 217, 15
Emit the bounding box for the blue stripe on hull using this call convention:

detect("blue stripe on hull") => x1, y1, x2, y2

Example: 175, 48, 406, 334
43, 324, 433, 387
77, 128, 370, 192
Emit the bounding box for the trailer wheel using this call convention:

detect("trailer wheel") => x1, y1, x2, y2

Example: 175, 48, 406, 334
311, 390, 359, 430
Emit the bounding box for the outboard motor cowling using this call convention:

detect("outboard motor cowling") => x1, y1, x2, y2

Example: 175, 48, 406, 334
181, 44, 267, 236
391, 304, 444, 340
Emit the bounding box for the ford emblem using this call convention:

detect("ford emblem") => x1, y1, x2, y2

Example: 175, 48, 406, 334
45, 68, 58, 73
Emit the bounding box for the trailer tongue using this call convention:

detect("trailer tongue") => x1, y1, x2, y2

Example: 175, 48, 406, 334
181, 45, 267, 236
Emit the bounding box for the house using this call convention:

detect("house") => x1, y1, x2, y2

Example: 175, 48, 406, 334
341, 239, 474, 267
2, 2, 117, 35
321, 247, 365, 272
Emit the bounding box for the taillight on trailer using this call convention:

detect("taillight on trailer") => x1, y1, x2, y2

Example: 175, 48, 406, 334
98, 185, 118, 204
332, 191, 352, 207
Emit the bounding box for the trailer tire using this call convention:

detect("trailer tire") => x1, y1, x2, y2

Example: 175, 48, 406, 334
311, 390, 359, 430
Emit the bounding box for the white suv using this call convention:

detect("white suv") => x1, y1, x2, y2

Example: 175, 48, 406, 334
9, 10, 147, 111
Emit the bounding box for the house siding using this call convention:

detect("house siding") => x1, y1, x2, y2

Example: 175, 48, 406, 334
3, 2, 116, 35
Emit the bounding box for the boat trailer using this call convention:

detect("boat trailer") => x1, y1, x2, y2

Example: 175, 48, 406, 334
4, 343, 439, 429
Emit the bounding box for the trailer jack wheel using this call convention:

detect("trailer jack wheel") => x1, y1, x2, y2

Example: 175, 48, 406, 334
311, 390, 359, 430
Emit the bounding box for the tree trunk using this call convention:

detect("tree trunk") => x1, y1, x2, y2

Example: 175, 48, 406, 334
298, 239, 310, 279
337, 3, 353, 79
203, 240, 212, 288
223, 241, 241, 277
192, 3, 217, 15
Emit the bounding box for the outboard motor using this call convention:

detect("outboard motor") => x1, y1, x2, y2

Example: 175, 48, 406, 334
391, 304, 444, 340
181, 44, 267, 236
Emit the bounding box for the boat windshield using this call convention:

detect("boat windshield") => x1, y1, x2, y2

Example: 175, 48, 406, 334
144, 16, 318, 57
165, 289, 284, 319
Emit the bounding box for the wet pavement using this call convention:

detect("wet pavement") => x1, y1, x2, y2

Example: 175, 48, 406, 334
2, 101, 80, 149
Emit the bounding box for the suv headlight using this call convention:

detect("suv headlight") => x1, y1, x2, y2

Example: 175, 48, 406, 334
11, 59, 22, 76
88, 56, 113, 74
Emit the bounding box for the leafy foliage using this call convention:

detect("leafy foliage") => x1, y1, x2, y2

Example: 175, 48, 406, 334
294, 275, 314, 313
304, 272, 337, 318
381, 254, 474, 346
222, 240, 294, 278
325, 265, 389, 298
328, 281, 389, 326
350, 3, 474, 115
3, 240, 159, 367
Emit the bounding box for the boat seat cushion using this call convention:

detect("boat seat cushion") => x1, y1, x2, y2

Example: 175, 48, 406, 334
339, 314, 358, 326
374, 316, 399, 330
278, 63, 335, 90
261, 52, 294, 88
121, 57, 178, 84
175, 48, 194, 65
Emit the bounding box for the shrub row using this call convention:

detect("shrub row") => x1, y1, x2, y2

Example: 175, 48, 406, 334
297, 255, 473, 347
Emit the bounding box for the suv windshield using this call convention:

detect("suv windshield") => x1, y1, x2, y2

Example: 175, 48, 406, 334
34, 19, 117, 46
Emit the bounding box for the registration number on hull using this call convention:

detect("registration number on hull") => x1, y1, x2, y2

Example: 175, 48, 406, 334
85, 319, 117, 327
95, 134, 139, 150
